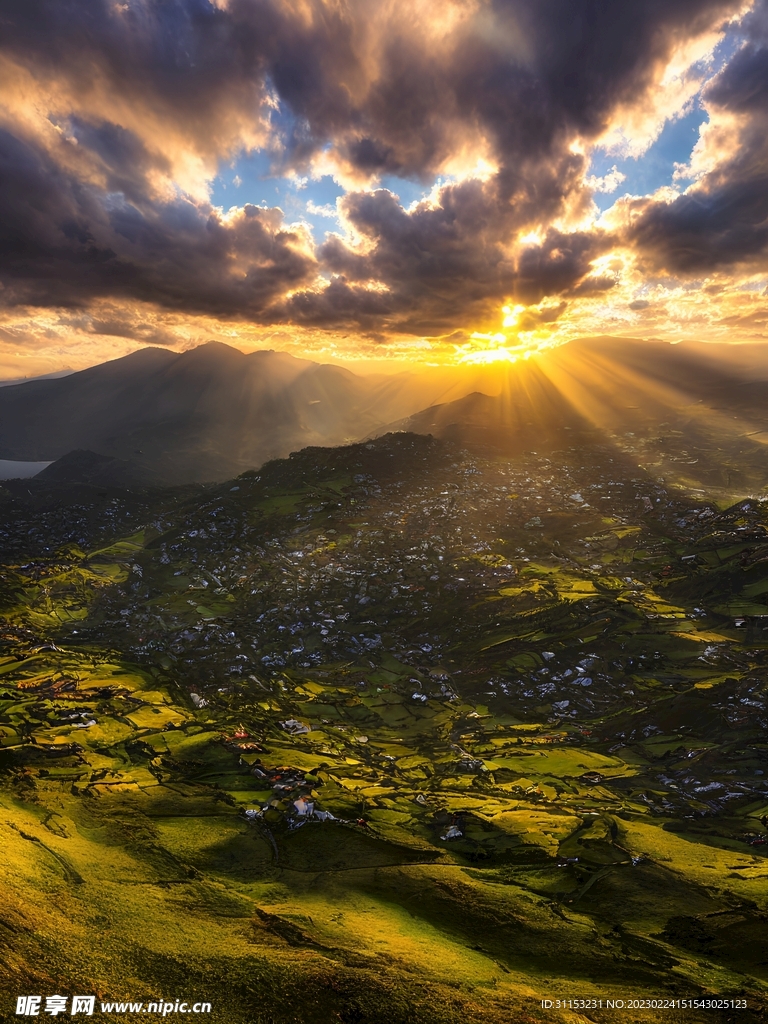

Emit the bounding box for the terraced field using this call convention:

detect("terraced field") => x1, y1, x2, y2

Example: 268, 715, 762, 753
1, 433, 767, 1022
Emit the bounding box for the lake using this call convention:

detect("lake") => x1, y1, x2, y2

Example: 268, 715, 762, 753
0, 460, 53, 480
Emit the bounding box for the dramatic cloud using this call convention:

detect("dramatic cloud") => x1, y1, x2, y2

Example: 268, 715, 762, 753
0, 0, 766, 371
282, 174, 610, 334
623, 2, 768, 275
0, 127, 317, 313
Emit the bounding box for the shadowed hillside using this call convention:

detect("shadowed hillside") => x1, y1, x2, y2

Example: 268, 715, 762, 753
0, 344, 391, 484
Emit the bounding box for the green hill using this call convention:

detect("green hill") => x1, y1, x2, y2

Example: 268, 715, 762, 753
1, 432, 767, 1022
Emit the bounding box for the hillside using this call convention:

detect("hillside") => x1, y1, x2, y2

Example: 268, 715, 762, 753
3, 337, 768, 487
1, 431, 767, 1021
395, 338, 768, 501
0, 343, 390, 484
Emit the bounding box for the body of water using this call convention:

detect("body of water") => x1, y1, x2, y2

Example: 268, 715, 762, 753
0, 460, 52, 480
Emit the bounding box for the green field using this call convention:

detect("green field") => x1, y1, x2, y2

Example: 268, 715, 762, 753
1, 433, 767, 1022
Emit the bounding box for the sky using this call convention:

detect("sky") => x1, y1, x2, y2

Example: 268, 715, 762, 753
1, 0, 768, 378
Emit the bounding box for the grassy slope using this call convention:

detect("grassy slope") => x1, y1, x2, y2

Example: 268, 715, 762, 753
1, 434, 767, 1023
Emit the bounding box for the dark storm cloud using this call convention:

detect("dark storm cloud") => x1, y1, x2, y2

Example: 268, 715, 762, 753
625, 1, 768, 275
516, 301, 568, 331
3, 0, 743, 173
3, 0, 273, 157
708, 0, 768, 99
283, 180, 611, 333
515, 229, 612, 304
318, 181, 521, 327
86, 317, 180, 346
0, 129, 316, 314
257, 0, 742, 177
0, 0, 757, 332
627, 175, 768, 273
69, 118, 173, 207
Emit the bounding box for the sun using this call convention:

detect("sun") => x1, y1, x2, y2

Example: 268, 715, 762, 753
459, 345, 523, 365
456, 325, 563, 365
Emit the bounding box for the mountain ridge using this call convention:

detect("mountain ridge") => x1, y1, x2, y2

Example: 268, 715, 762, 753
3, 336, 768, 486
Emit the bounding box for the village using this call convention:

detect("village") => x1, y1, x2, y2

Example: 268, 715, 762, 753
3, 432, 768, 842
2, 429, 768, 1014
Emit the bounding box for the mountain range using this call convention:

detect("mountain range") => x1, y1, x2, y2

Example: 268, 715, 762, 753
2, 336, 768, 485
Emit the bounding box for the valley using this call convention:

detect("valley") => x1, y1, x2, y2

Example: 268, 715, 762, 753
1, 429, 767, 1022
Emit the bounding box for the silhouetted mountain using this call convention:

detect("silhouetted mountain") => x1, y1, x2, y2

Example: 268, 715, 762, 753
397, 384, 596, 454
0, 343, 400, 484
393, 337, 768, 449
3, 336, 768, 486
387, 338, 768, 496
540, 335, 768, 433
